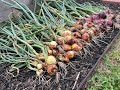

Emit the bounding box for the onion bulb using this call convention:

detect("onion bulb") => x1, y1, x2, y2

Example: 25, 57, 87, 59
47, 64, 57, 75
49, 41, 58, 49
87, 22, 94, 28
71, 43, 82, 52
98, 12, 107, 19
63, 44, 71, 51
106, 20, 113, 27
32, 60, 39, 66
52, 49, 59, 56
36, 69, 43, 76
75, 24, 83, 30
35, 54, 45, 60
87, 29, 94, 35
46, 55, 57, 65
69, 27, 76, 32
82, 33, 90, 42
48, 49, 52, 55
65, 51, 75, 59
55, 37, 64, 45
73, 32, 81, 38
65, 35, 75, 44
59, 54, 70, 62
80, 29, 88, 34
37, 63, 43, 69
61, 30, 72, 37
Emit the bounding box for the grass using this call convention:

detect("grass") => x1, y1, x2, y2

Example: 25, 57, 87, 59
87, 35, 120, 90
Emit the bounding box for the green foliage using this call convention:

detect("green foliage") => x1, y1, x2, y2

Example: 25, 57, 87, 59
87, 51, 120, 90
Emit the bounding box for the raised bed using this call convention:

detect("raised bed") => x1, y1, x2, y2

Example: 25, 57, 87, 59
0, 1, 120, 90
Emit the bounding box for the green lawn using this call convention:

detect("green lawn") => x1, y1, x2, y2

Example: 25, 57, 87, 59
87, 35, 120, 90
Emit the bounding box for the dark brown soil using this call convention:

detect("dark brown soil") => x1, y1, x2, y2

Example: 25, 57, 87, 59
0, 1, 120, 90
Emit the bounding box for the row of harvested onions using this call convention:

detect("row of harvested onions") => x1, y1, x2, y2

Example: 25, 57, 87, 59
33, 10, 115, 76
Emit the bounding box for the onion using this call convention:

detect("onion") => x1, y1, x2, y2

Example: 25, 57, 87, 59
32, 60, 39, 66
108, 14, 115, 20
91, 14, 99, 20
49, 41, 58, 49
87, 22, 94, 28
37, 63, 43, 69
87, 29, 94, 35
47, 64, 57, 75
35, 54, 45, 60
106, 20, 113, 27
73, 20, 80, 26
73, 32, 81, 38
65, 35, 75, 44
75, 24, 83, 30
83, 17, 92, 22
36, 69, 43, 76
98, 12, 107, 19
90, 27, 98, 35
59, 54, 70, 62
80, 29, 88, 34
71, 43, 82, 52
61, 30, 72, 37
52, 49, 59, 56
105, 10, 113, 14
82, 33, 90, 41
55, 37, 64, 45
69, 27, 76, 32
94, 19, 105, 24
46, 56, 57, 65
65, 51, 75, 59
48, 49, 52, 55
63, 44, 71, 51
57, 45, 65, 53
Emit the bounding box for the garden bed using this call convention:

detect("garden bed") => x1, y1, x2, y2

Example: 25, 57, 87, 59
0, 0, 120, 90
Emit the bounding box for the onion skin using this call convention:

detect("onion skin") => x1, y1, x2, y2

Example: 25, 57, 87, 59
61, 30, 72, 37
73, 32, 81, 38
71, 43, 82, 52
46, 56, 57, 65
32, 60, 39, 66
47, 64, 57, 75
55, 37, 64, 45
83, 18, 92, 22
87, 29, 94, 35
57, 45, 65, 54
59, 54, 70, 62
63, 44, 71, 51
65, 35, 75, 44
75, 24, 83, 30
35, 54, 45, 60
91, 15, 99, 20
73, 20, 80, 26
36, 69, 43, 76
80, 29, 88, 34
48, 49, 53, 55
87, 22, 94, 28
49, 41, 58, 49
69, 27, 76, 32
106, 20, 113, 27
37, 63, 43, 69
65, 51, 75, 59
63, 57, 70, 62
82, 33, 90, 42
52, 49, 59, 56
98, 12, 107, 19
